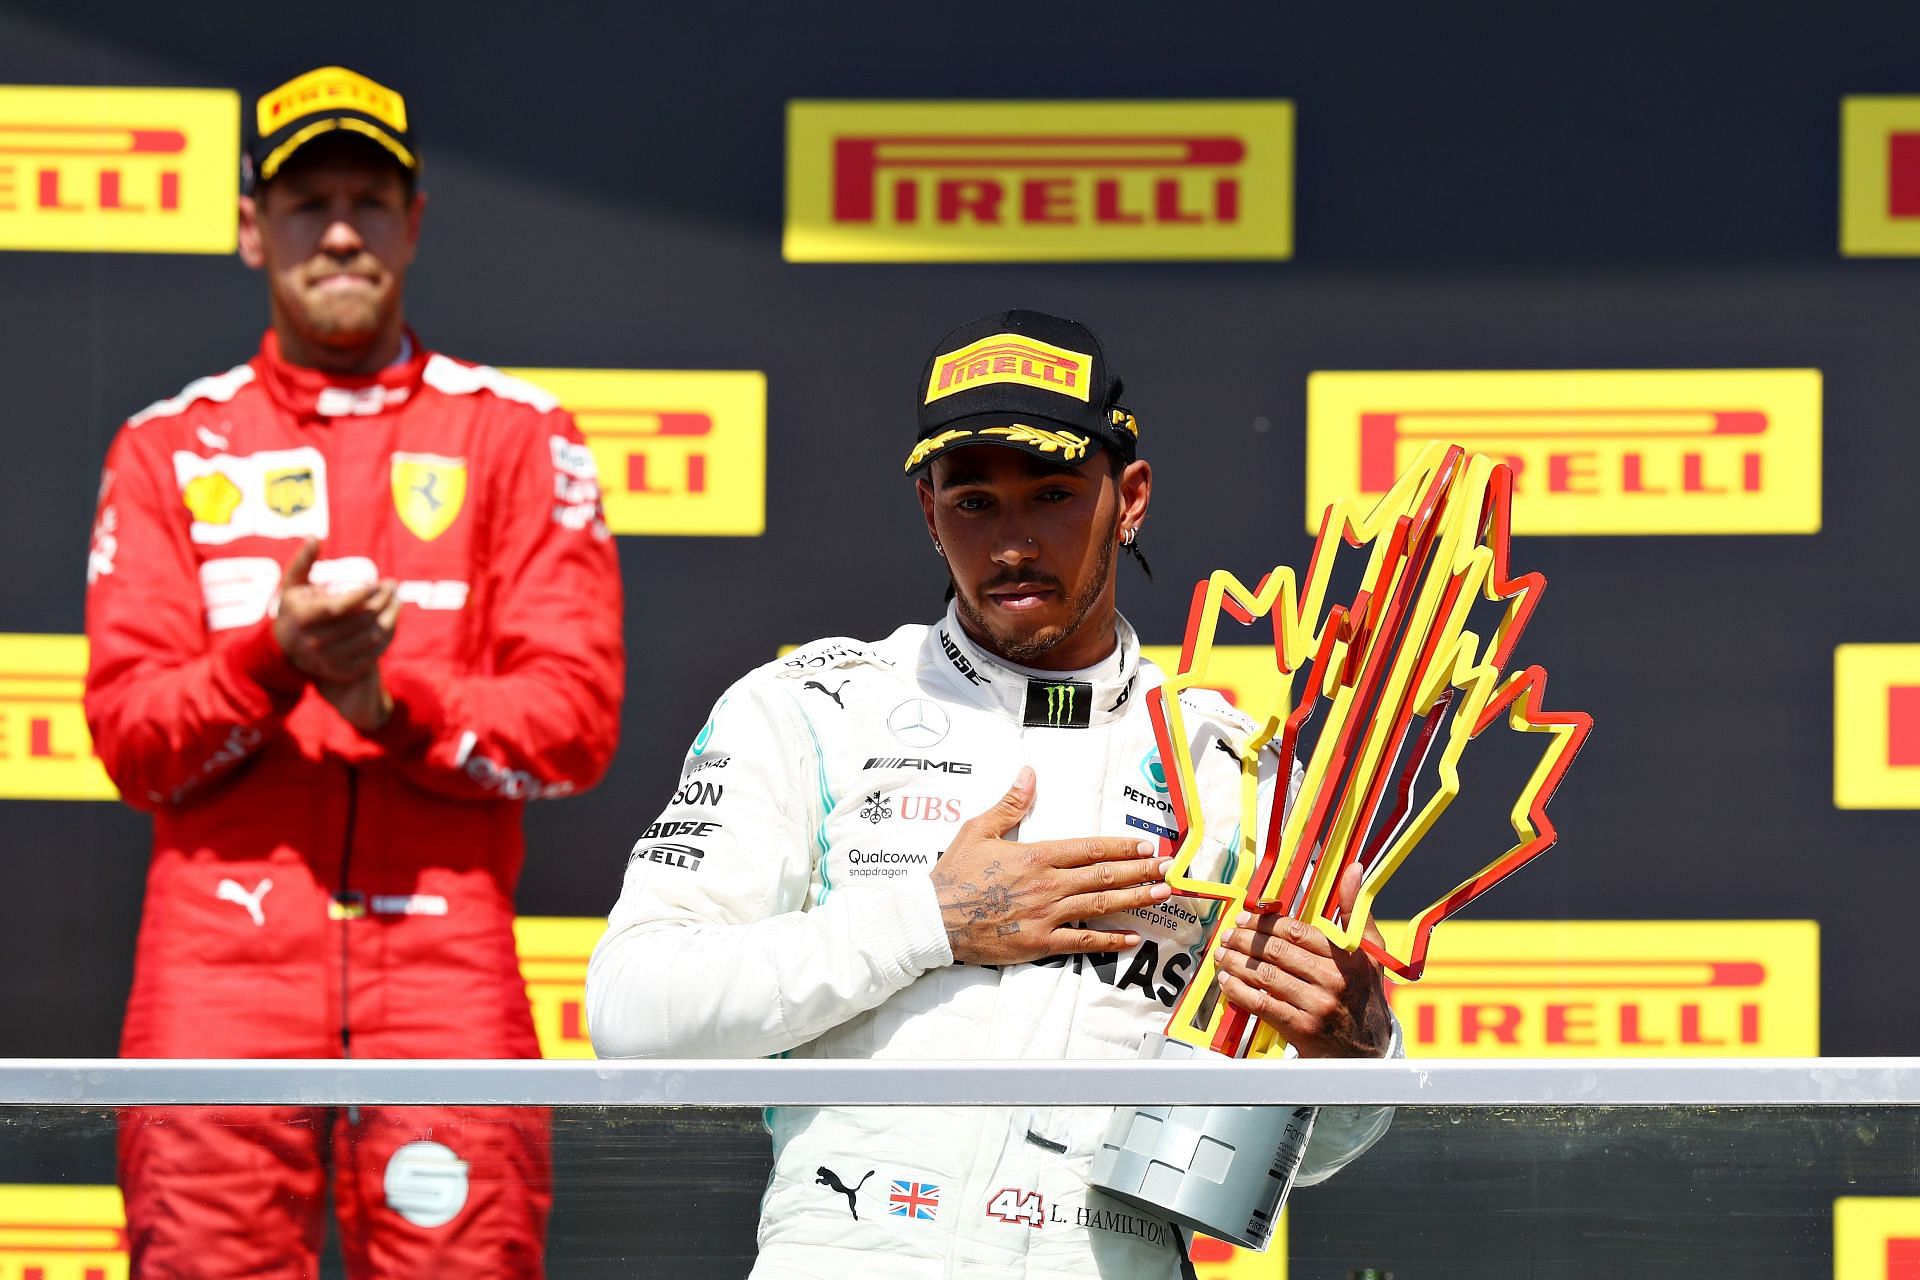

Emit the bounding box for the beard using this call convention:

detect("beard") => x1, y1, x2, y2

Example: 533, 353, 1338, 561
951, 513, 1118, 666
295, 286, 392, 346
275, 258, 398, 350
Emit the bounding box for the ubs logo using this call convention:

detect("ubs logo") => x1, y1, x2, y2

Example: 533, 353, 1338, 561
898, 795, 963, 823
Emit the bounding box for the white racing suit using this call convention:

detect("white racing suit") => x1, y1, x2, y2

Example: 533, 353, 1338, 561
588, 605, 1398, 1279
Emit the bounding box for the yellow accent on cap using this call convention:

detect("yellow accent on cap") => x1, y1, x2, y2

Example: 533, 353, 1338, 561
258, 65, 407, 136
903, 424, 1091, 473
977, 425, 1090, 460
259, 117, 416, 184
904, 428, 972, 472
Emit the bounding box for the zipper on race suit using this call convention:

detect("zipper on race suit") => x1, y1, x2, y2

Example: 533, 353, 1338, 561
334, 764, 360, 1123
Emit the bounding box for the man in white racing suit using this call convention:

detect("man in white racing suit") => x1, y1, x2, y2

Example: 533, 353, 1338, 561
588, 310, 1399, 1279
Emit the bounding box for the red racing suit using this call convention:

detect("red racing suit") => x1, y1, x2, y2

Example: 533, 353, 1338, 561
84, 330, 625, 1278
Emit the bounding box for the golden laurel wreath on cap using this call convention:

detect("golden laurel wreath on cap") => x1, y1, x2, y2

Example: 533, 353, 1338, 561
903, 424, 1093, 473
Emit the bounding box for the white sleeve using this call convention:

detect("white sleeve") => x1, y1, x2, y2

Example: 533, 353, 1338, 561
1295, 1009, 1402, 1185
1260, 748, 1401, 1185
586, 675, 953, 1060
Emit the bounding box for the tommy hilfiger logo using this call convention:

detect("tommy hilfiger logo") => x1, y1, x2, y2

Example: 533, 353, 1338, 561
1023, 679, 1092, 729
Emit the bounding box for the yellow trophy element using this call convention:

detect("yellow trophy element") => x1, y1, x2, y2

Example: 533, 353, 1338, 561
1147, 441, 1593, 1058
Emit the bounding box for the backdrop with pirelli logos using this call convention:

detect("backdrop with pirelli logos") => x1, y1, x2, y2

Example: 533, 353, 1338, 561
5, 2, 1920, 1275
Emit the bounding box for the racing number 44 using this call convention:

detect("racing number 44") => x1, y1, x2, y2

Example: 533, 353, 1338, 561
986, 1188, 1045, 1229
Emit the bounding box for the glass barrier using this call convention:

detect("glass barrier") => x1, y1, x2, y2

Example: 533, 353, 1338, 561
1, 1060, 1914, 1278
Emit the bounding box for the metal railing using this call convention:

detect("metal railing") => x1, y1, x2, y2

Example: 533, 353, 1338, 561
1, 1058, 1917, 1107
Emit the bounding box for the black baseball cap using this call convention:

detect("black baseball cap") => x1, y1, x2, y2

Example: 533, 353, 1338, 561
244, 66, 418, 192
904, 309, 1140, 475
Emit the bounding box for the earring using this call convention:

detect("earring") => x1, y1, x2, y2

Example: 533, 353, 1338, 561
932, 538, 944, 555
1121, 527, 1136, 547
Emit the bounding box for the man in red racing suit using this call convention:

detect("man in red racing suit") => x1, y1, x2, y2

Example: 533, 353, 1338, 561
82, 65, 624, 1278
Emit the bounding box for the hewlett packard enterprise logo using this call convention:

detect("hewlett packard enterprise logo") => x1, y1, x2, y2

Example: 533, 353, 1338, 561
1023, 679, 1093, 729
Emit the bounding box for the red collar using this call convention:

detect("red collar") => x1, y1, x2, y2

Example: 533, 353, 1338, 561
252, 328, 431, 420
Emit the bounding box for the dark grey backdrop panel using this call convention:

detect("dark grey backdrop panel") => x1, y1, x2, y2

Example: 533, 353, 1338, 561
3, 2, 1920, 1075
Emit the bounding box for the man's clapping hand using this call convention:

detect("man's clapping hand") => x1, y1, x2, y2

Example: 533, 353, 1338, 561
272, 538, 400, 731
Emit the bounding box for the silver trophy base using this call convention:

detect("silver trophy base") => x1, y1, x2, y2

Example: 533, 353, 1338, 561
1087, 1033, 1317, 1250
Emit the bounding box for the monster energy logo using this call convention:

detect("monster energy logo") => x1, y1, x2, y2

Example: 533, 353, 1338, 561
1023, 679, 1093, 729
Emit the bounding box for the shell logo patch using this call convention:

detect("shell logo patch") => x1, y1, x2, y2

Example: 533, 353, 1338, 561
181, 471, 242, 525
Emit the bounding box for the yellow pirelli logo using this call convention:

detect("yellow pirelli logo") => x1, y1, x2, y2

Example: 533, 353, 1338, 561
1306, 370, 1822, 535
925, 334, 1092, 406
1834, 645, 1920, 809
257, 66, 406, 136
0, 634, 115, 801
1840, 97, 1920, 256
0, 86, 238, 254
502, 369, 766, 537
515, 916, 605, 1059
785, 100, 1292, 262
0, 1183, 128, 1278
1382, 920, 1817, 1057
1835, 1197, 1920, 1279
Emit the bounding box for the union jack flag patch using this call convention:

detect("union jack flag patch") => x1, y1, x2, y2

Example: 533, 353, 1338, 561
888, 1180, 940, 1221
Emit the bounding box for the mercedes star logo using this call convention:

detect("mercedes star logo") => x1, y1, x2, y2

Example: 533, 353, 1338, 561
887, 698, 950, 747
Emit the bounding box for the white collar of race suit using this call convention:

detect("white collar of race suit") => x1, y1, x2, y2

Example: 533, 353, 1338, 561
927, 601, 1144, 728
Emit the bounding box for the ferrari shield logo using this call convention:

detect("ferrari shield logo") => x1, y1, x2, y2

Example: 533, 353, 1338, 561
390, 452, 467, 541
264, 467, 315, 517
